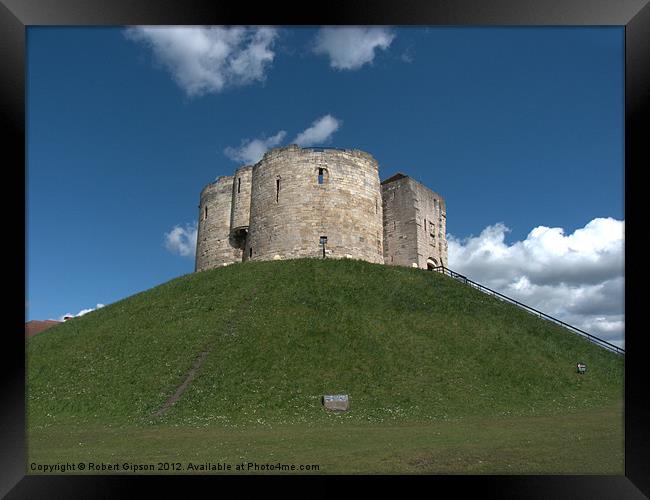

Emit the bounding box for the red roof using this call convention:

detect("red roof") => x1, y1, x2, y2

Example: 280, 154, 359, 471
25, 320, 61, 338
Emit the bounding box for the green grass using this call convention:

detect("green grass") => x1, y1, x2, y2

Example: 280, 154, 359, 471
28, 404, 622, 474
26, 258, 624, 472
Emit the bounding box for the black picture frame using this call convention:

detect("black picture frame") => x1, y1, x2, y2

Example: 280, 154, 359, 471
3, 0, 648, 497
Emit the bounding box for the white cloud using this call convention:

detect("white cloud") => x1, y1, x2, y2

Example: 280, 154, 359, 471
57, 303, 105, 321
293, 115, 341, 147
224, 114, 342, 163
313, 27, 395, 70
164, 222, 198, 258
448, 218, 625, 347
224, 131, 287, 165
124, 26, 278, 97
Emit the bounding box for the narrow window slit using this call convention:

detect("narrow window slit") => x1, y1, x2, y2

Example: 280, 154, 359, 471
318, 168, 324, 185
276, 178, 280, 202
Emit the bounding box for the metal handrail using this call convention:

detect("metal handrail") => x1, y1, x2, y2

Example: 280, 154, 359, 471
431, 266, 624, 356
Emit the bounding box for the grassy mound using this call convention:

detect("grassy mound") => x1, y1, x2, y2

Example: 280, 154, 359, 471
27, 258, 623, 429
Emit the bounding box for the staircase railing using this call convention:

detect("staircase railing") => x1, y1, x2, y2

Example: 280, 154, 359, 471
431, 266, 624, 356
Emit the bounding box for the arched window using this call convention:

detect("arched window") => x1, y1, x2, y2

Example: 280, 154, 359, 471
316, 167, 329, 185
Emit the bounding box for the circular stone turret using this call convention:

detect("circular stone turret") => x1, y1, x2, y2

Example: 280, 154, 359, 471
245, 145, 384, 263
195, 176, 241, 271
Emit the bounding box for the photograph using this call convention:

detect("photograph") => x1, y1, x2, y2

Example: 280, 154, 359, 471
24, 25, 625, 476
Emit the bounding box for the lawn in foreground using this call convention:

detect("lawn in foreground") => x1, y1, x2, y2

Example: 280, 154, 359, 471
28, 403, 622, 474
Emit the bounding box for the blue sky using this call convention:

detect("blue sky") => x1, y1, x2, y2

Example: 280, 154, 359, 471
26, 26, 624, 345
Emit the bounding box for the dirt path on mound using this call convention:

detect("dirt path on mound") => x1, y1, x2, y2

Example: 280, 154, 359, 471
153, 284, 259, 418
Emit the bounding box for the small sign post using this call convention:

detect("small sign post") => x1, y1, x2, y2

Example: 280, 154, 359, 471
322, 394, 349, 412
576, 362, 587, 374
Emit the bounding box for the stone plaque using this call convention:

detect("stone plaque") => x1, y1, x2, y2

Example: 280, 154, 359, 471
323, 394, 350, 412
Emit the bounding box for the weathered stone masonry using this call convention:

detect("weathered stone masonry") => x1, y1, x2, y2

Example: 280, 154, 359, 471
381, 173, 448, 269
195, 176, 241, 272
194, 145, 447, 271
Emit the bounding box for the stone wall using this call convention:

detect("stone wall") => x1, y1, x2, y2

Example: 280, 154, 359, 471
230, 164, 253, 251
382, 174, 448, 269
230, 164, 253, 232
381, 174, 419, 267
411, 178, 448, 268
246, 145, 384, 264
194, 146, 446, 272
195, 176, 242, 271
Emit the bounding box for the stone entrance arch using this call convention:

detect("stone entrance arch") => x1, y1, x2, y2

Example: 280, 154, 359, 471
426, 258, 438, 270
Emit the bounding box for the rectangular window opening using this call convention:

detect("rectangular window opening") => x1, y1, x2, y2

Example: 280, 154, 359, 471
249, 247, 252, 258
204, 206, 208, 220
318, 168, 324, 185
238, 178, 241, 194
276, 179, 280, 202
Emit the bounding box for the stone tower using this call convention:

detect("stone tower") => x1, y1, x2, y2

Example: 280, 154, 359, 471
245, 145, 384, 263
194, 175, 241, 271
194, 145, 447, 271
381, 173, 448, 269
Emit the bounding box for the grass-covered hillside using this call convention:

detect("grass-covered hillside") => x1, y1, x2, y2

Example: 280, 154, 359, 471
27, 258, 623, 429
